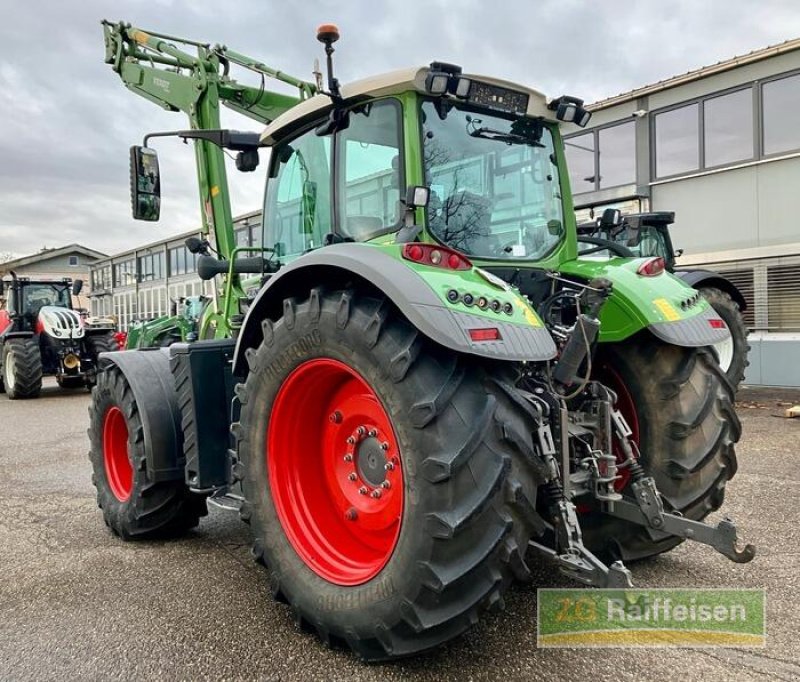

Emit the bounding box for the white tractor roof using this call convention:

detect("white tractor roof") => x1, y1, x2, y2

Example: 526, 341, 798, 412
260, 66, 556, 144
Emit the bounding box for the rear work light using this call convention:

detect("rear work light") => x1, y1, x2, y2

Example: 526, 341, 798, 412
402, 243, 472, 271
468, 327, 501, 342
636, 256, 666, 277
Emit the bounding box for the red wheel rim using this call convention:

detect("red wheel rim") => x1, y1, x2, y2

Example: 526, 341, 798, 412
602, 365, 640, 492
103, 406, 133, 502
267, 358, 404, 585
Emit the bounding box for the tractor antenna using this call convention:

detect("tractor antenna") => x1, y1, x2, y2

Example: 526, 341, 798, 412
316, 23, 342, 101
312, 58, 324, 92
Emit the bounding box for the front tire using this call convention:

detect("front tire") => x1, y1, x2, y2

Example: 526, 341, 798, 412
235, 289, 547, 660
585, 337, 740, 562
88, 366, 207, 539
3, 338, 42, 399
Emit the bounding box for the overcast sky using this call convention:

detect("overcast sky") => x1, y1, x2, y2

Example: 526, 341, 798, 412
1, 0, 799, 258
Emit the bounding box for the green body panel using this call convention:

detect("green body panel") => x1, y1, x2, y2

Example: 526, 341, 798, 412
558, 257, 710, 342
125, 315, 194, 349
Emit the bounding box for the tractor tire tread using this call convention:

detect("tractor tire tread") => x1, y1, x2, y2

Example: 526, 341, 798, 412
236, 290, 549, 661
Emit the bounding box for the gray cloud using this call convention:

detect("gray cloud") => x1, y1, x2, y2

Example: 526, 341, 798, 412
2, 0, 799, 257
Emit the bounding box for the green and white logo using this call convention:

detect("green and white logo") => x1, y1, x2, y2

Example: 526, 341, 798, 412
537, 588, 765, 647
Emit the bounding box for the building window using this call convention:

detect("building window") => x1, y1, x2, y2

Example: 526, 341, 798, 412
598, 122, 635, 188
565, 122, 636, 193
762, 73, 800, 156
235, 228, 250, 248
68, 255, 79, 266
137, 252, 165, 282
565, 132, 596, 193
704, 89, 753, 168
113, 259, 135, 287
655, 103, 699, 178
168, 246, 196, 277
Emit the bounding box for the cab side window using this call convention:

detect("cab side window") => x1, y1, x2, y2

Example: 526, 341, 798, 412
263, 131, 332, 259
339, 100, 403, 240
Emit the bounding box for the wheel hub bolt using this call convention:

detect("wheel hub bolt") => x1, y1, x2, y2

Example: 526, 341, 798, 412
358, 486, 368, 495
371, 490, 382, 499
368, 429, 378, 437
343, 454, 353, 462
348, 472, 357, 481
356, 426, 366, 436
381, 442, 390, 451
345, 507, 358, 521
381, 481, 391, 489
329, 411, 343, 424
346, 436, 356, 445
384, 461, 395, 471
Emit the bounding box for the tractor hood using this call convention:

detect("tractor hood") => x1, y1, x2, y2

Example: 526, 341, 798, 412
38, 306, 85, 340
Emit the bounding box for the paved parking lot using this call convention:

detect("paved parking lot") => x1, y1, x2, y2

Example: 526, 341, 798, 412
1, 379, 799, 681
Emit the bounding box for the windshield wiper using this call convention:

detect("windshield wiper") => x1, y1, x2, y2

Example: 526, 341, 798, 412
468, 126, 544, 147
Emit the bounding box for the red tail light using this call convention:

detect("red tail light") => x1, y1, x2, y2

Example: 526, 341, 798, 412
402, 243, 471, 270
468, 327, 501, 342
709, 318, 726, 329
636, 257, 666, 277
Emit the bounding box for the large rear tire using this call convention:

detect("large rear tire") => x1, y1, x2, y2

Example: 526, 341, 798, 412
88, 366, 207, 539
584, 336, 740, 562
235, 289, 547, 660
699, 286, 750, 391
2, 338, 42, 399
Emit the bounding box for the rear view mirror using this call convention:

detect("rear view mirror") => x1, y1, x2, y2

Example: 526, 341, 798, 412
599, 208, 622, 229
405, 186, 430, 209
129, 146, 161, 221
72, 279, 84, 296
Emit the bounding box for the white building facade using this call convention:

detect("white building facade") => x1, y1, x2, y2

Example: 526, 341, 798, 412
564, 39, 800, 386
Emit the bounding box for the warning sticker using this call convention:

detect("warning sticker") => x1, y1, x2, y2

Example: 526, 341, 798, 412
653, 298, 681, 321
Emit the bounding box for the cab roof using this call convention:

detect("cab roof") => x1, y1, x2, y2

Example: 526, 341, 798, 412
260, 66, 556, 145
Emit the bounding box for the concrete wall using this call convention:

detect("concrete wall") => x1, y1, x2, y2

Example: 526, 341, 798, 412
651, 155, 800, 255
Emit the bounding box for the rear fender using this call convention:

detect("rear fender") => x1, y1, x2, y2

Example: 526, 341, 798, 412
232, 242, 557, 378
674, 269, 747, 310
98, 349, 184, 483
559, 258, 731, 347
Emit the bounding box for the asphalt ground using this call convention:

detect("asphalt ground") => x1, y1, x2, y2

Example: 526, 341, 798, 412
1, 379, 799, 681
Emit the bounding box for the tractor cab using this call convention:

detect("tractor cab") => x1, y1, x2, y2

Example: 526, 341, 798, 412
0, 276, 79, 333
255, 61, 589, 279
577, 209, 679, 268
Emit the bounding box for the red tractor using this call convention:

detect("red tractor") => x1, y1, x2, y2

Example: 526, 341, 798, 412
0, 273, 118, 398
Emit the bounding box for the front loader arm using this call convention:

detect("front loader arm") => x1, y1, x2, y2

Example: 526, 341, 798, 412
101, 20, 316, 261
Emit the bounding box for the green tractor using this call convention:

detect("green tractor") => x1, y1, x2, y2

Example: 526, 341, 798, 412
124, 288, 211, 349
577, 209, 750, 389
89, 21, 754, 660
